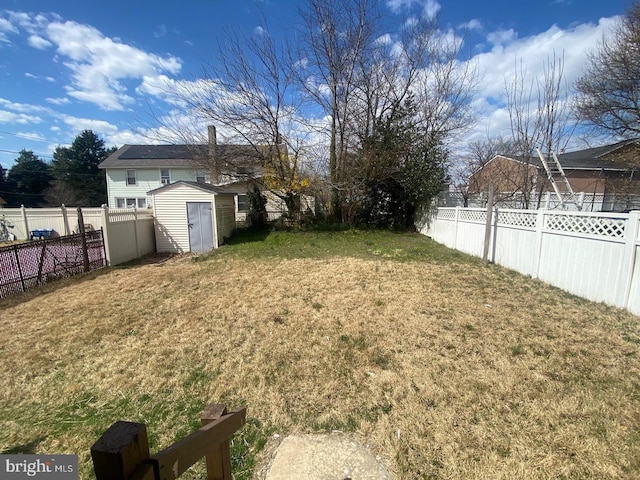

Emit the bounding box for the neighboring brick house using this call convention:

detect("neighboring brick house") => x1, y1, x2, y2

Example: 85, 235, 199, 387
98, 126, 298, 221
468, 139, 640, 210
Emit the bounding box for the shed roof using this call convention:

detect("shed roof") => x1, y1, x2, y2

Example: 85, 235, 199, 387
148, 180, 231, 195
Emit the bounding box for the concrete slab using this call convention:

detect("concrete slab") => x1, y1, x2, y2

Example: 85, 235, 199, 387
260, 433, 392, 480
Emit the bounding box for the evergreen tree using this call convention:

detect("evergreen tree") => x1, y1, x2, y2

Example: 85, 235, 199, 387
5, 150, 52, 207
51, 130, 116, 206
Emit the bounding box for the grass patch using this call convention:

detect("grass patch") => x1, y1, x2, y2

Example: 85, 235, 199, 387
213, 228, 470, 264
1, 230, 639, 479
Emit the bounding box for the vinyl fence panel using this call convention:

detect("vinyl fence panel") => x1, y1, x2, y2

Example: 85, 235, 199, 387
418, 207, 640, 316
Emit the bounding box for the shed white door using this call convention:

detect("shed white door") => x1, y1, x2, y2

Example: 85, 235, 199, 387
187, 202, 214, 253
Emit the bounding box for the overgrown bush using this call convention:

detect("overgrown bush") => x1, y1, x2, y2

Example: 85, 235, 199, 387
247, 186, 268, 229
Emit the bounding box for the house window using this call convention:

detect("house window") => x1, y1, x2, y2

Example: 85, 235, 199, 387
116, 197, 147, 208
196, 170, 207, 183
237, 194, 248, 212
160, 169, 170, 185
126, 169, 136, 185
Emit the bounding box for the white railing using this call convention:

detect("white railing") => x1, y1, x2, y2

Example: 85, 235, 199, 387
1, 205, 155, 266
417, 207, 640, 316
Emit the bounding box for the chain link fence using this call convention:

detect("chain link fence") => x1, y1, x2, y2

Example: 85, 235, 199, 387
0, 230, 106, 299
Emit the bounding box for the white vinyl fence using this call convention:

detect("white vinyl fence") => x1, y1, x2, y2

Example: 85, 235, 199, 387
417, 207, 640, 316
1, 205, 155, 266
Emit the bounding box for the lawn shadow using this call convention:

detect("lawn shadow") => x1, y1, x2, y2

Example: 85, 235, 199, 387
224, 228, 271, 246
1, 436, 48, 454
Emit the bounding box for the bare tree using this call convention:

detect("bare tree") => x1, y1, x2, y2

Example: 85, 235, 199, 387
165, 14, 312, 215
297, 0, 381, 219
575, 1, 640, 138
504, 53, 573, 208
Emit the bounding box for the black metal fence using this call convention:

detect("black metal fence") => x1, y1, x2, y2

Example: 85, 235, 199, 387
0, 230, 106, 299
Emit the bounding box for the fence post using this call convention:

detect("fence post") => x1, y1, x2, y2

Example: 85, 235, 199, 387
13, 245, 26, 293
482, 186, 495, 264
453, 206, 460, 250
133, 207, 140, 259
201, 404, 232, 480
531, 209, 545, 278
101, 205, 112, 266
77, 207, 90, 272
61, 205, 70, 236
91, 421, 150, 480
21, 205, 29, 240
618, 211, 640, 309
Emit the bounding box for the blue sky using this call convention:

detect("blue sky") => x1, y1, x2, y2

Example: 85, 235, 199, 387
0, 0, 629, 171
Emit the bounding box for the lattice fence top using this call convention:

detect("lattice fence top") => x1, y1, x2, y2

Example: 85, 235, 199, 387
437, 208, 456, 220
545, 213, 627, 239
459, 209, 486, 223
497, 211, 537, 229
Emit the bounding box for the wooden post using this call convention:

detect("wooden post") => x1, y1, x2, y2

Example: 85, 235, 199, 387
77, 207, 90, 272
61, 204, 70, 236
201, 404, 232, 480
13, 245, 25, 293
92, 405, 246, 480
91, 421, 150, 480
21, 205, 29, 241
482, 185, 495, 264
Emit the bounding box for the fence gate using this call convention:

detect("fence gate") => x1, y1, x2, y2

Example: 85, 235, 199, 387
0, 230, 106, 299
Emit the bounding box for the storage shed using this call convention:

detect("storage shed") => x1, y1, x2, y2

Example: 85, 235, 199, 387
149, 181, 235, 253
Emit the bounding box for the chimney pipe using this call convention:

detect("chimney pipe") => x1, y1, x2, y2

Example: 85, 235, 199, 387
208, 125, 218, 183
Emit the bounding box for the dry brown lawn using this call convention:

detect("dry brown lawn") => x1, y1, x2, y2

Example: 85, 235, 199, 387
1, 231, 639, 479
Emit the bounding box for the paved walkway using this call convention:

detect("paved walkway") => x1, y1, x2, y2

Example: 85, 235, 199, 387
259, 433, 393, 480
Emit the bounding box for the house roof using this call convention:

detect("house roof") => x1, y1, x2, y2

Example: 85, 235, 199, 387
148, 180, 232, 195
99, 143, 267, 169
494, 139, 639, 172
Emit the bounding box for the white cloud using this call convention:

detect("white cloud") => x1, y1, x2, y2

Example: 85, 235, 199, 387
50, 126, 60, 132
46, 97, 71, 105
15, 131, 46, 141
42, 19, 183, 111
459, 19, 483, 32
386, 0, 441, 19
462, 16, 621, 149
375, 33, 393, 46
28, 34, 52, 49
58, 114, 119, 136
25, 72, 37, 79
5, 13, 184, 112
0, 17, 18, 43
487, 29, 517, 46
0, 110, 42, 124
0, 97, 50, 114
154, 24, 167, 38
422, 0, 441, 19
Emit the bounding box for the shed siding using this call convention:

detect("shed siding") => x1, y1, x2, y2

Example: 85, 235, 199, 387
153, 185, 216, 253
215, 194, 236, 244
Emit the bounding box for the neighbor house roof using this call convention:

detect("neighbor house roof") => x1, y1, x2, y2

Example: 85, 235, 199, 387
98, 143, 266, 169
493, 139, 639, 172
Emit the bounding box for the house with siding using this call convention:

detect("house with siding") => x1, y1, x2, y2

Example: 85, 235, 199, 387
468, 139, 640, 211
98, 126, 293, 221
